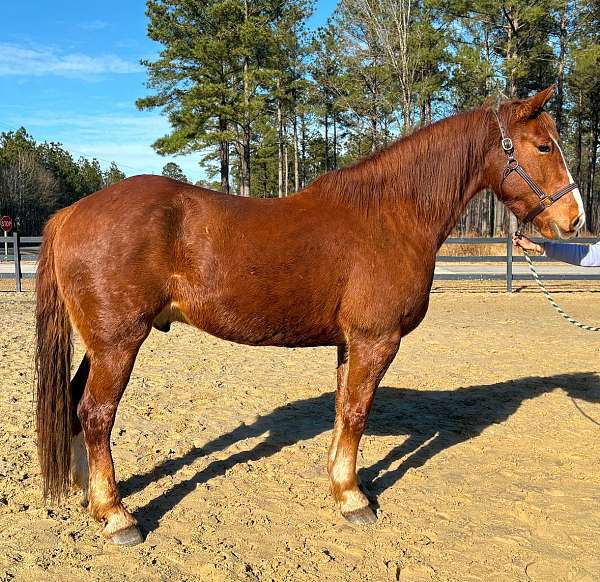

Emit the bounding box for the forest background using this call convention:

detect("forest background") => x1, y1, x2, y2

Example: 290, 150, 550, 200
1, 0, 599, 236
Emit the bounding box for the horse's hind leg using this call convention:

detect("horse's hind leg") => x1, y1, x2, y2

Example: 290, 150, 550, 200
77, 334, 148, 546
328, 345, 348, 475
70, 354, 90, 507
329, 333, 399, 525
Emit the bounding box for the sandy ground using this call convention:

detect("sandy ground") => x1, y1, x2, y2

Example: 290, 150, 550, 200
1, 287, 599, 581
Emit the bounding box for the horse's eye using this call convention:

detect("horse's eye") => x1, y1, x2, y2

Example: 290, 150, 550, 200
538, 144, 551, 153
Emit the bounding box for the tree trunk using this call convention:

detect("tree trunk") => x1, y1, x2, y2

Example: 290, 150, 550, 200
284, 139, 289, 197
235, 140, 251, 197
240, 0, 251, 197
575, 92, 583, 186
424, 96, 432, 125
324, 106, 329, 171
371, 117, 378, 153
555, 3, 567, 135
262, 161, 268, 197
218, 80, 230, 193
219, 138, 230, 194
300, 113, 306, 188
586, 110, 599, 232
293, 112, 300, 193
333, 110, 338, 168
588, 109, 600, 233
218, 113, 229, 193
242, 129, 251, 197
277, 91, 284, 198
488, 191, 495, 237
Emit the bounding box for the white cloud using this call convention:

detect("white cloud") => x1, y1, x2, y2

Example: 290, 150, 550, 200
79, 20, 110, 31
7, 111, 205, 181
64, 141, 204, 180
0, 42, 142, 78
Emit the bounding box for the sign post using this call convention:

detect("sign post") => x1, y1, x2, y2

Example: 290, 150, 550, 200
1, 216, 12, 257
13, 231, 21, 292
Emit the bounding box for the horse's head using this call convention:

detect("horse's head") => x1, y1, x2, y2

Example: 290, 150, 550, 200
487, 86, 584, 239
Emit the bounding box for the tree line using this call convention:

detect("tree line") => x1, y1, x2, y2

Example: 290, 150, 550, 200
0, 129, 126, 235
139, 0, 600, 234
2, 1, 598, 236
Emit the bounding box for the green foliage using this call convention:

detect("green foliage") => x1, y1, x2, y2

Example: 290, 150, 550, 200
103, 162, 127, 188
136, 0, 600, 232
139, 0, 313, 195
9, 1, 599, 234
162, 162, 190, 182
0, 129, 126, 234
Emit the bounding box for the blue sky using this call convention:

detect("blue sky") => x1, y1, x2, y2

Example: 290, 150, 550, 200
0, 1, 337, 182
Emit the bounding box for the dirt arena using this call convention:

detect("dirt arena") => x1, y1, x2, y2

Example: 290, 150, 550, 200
1, 285, 599, 581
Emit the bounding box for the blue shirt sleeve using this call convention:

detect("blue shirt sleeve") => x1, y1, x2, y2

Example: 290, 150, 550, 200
544, 241, 600, 267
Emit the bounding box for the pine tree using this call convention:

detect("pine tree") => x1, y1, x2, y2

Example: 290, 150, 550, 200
568, 0, 600, 229
139, 0, 311, 197
138, 1, 238, 193
161, 161, 190, 183
103, 162, 127, 188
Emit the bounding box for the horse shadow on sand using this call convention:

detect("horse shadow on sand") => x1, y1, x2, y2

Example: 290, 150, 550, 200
119, 372, 600, 535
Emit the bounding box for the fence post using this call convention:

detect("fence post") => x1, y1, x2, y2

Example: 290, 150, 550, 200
506, 234, 513, 293
13, 231, 21, 292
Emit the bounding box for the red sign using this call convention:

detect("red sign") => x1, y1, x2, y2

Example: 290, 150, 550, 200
0, 216, 13, 232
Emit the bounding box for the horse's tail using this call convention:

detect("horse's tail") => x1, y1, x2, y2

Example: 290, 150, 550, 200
35, 211, 73, 502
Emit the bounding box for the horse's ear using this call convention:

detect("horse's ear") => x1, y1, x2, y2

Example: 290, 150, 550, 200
515, 85, 555, 120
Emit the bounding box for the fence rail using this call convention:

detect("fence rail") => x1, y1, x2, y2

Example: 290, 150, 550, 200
1, 234, 599, 293
437, 236, 600, 291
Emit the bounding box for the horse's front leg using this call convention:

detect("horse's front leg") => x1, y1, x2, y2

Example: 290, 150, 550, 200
78, 347, 143, 545
329, 333, 400, 525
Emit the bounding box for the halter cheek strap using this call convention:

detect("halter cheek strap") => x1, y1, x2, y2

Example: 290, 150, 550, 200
492, 108, 578, 224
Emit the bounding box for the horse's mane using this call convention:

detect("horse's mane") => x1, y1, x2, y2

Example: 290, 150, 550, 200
307, 105, 499, 217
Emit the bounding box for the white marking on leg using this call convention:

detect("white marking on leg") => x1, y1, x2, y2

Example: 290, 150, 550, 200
331, 450, 369, 511
71, 432, 89, 489
331, 454, 351, 486
341, 489, 369, 513
71, 432, 89, 507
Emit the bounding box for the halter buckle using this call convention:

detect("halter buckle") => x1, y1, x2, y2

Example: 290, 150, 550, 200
542, 196, 553, 208
501, 138, 514, 153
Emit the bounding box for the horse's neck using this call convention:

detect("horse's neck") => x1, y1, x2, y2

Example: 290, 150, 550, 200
383, 110, 490, 248
313, 108, 491, 251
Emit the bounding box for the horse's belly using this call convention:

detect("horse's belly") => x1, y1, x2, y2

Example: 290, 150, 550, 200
168, 296, 343, 348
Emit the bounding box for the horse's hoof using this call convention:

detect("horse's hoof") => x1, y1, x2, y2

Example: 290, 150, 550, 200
80, 493, 89, 508
107, 525, 144, 546
342, 506, 377, 525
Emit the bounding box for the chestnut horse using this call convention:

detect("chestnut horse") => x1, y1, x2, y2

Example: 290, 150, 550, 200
35, 87, 584, 545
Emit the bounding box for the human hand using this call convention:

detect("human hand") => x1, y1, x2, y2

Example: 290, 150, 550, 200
512, 234, 544, 254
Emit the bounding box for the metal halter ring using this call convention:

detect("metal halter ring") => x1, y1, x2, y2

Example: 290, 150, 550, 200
501, 138, 513, 153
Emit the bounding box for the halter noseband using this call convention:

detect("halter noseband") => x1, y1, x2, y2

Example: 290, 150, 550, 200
492, 107, 578, 224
